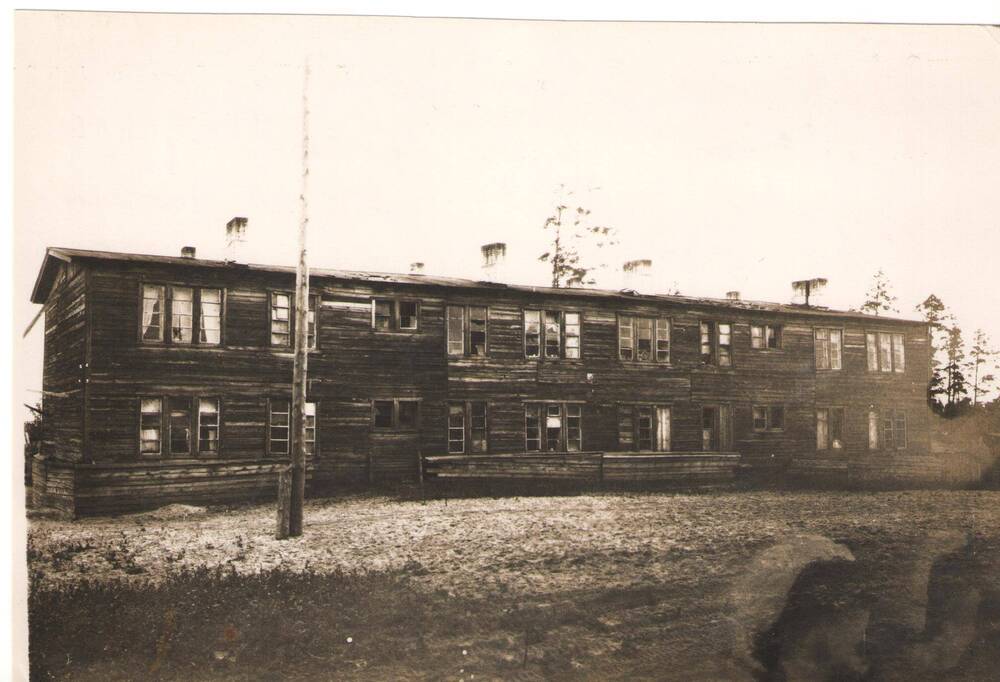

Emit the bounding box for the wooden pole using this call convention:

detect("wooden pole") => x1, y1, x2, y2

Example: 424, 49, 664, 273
279, 56, 311, 539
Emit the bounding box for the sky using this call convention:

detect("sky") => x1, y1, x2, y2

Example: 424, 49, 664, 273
13, 13, 1000, 424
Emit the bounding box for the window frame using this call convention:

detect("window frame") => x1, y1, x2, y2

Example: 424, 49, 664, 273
618, 315, 671, 364
750, 323, 782, 350
815, 406, 846, 451
446, 304, 489, 357
266, 398, 318, 457
139, 283, 227, 347
700, 320, 734, 367
866, 331, 906, 373
138, 396, 163, 457
371, 298, 421, 333
269, 290, 319, 350
814, 327, 844, 371
751, 405, 785, 433
447, 400, 489, 454
868, 408, 907, 451
523, 309, 582, 360
524, 401, 584, 452
632, 404, 672, 452
371, 398, 422, 431
139, 395, 224, 458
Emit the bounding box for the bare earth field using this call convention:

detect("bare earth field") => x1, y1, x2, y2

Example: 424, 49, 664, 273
27, 490, 1000, 680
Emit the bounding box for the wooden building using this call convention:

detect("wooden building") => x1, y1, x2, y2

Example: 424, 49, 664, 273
29, 237, 934, 515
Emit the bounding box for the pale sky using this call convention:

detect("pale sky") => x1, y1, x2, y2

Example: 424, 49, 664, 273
13, 13, 1000, 421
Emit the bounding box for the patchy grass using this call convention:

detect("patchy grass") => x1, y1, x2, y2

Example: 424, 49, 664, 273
27, 490, 1000, 680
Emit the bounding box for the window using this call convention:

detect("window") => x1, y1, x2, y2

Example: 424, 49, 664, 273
269, 399, 290, 455
619, 316, 670, 363
168, 397, 192, 455
271, 293, 291, 346
750, 324, 781, 350
525, 403, 583, 451
446, 305, 488, 357
141, 285, 223, 346
816, 407, 845, 450
271, 293, 318, 348
637, 406, 653, 450
198, 398, 220, 454
372, 399, 420, 429
267, 399, 317, 455
140, 397, 162, 454
524, 310, 580, 359
372, 299, 420, 332
752, 405, 785, 432
869, 408, 907, 450
814, 328, 843, 370
448, 401, 488, 453
633, 405, 672, 451
700, 321, 733, 366
141, 285, 165, 342
866, 332, 905, 373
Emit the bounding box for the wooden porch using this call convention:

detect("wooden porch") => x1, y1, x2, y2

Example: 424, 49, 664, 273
421, 451, 741, 487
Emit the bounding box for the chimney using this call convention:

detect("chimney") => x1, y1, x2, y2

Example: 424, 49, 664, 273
622, 259, 652, 292
726, 291, 740, 301
791, 278, 828, 306
225, 217, 248, 263
181, 246, 197, 259
409, 262, 425, 275
481, 242, 507, 282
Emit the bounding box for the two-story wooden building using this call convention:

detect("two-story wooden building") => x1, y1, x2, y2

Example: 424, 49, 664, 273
29, 239, 933, 515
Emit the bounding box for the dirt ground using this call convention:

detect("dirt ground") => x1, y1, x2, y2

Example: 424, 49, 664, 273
27, 490, 1000, 680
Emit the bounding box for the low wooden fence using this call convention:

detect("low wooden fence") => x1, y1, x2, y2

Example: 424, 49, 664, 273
422, 451, 741, 487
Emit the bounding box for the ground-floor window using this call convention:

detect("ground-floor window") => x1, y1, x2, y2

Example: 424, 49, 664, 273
525, 403, 583, 452
140, 395, 224, 457
752, 405, 785, 432
448, 401, 488, 454
816, 407, 845, 450
869, 408, 906, 450
701, 404, 733, 451
634, 405, 671, 451
269, 399, 318, 456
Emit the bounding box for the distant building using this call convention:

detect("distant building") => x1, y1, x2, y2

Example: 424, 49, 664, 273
29, 223, 932, 515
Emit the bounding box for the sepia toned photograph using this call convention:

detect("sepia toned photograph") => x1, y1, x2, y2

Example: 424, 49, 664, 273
11, 5, 1000, 680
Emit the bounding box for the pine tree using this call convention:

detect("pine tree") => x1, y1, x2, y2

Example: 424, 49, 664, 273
859, 269, 899, 316
943, 325, 970, 417
969, 329, 999, 406
914, 294, 953, 413
538, 202, 618, 288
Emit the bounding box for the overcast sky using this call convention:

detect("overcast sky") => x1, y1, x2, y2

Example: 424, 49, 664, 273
13, 12, 1000, 419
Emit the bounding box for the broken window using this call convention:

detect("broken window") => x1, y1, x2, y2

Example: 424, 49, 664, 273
169, 287, 194, 343
373, 299, 393, 330
447, 305, 488, 357
168, 397, 192, 455
718, 323, 733, 367
373, 399, 419, 430
448, 404, 465, 453
524, 310, 541, 358
619, 316, 670, 363
701, 321, 715, 365
141, 285, 165, 341
545, 404, 563, 450
469, 307, 488, 356
198, 398, 219, 454
269, 399, 290, 455
398, 301, 419, 330
814, 328, 843, 370
525, 310, 579, 359
447, 306, 465, 356
525, 404, 541, 451
753, 405, 785, 432
140, 397, 162, 454
271, 293, 291, 346
751, 324, 780, 349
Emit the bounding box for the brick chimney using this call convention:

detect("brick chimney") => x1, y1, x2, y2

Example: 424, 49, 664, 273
225, 217, 248, 263
181, 246, 197, 259
726, 291, 740, 301
481, 242, 507, 282
791, 278, 828, 306
622, 259, 652, 291
409, 262, 425, 275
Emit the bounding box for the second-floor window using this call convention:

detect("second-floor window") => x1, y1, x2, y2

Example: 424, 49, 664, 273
372, 299, 419, 332
750, 324, 781, 350
270, 293, 318, 349
141, 284, 223, 346
372, 399, 420, 430
619, 316, 670, 362
447, 305, 488, 356
701, 321, 733, 367
814, 328, 843, 370
866, 332, 905, 373
524, 310, 581, 359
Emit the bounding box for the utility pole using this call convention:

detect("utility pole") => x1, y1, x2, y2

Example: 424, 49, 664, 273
278, 56, 311, 539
